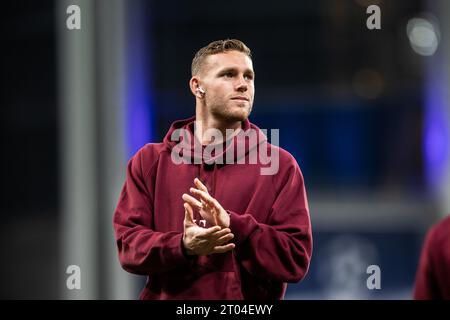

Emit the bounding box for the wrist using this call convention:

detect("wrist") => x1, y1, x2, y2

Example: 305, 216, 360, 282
181, 235, 195, 256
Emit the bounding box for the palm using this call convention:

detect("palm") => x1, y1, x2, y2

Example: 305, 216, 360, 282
182, 178, 230, 228
199, 200, 220, 226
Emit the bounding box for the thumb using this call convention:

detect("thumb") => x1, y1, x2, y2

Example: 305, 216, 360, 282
184, 202, 195, 224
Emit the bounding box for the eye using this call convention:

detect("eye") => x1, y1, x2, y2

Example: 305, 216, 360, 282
223, 72, 233, 78
244, 74, 254, 81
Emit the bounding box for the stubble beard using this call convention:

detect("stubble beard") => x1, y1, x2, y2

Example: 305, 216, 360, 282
208, 99, 253, 124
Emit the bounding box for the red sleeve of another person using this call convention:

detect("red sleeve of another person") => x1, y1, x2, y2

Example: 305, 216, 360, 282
413, 215, 450, 300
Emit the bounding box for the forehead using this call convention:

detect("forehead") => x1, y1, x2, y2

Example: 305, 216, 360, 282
203, 51, 254, 73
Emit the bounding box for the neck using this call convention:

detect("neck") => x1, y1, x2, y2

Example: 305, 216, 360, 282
195, 108, 242, 145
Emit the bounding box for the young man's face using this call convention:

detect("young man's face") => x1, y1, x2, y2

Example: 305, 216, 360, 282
199, 50, 255, 123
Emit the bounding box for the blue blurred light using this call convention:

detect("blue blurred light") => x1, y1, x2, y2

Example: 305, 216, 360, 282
423, 68, 449, 190
125, 0, 154, 158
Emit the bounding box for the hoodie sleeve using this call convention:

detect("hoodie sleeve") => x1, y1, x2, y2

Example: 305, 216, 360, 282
413, 228, 440, 299
113, 146, 191, 276
229, 156, 312, 283
412, 216, 450, 300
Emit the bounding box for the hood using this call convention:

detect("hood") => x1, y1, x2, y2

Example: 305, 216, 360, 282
163, 116, 268, 166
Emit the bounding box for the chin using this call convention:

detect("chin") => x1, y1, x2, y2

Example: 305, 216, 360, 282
227, 109, 250, 122
211, 104, 252, 123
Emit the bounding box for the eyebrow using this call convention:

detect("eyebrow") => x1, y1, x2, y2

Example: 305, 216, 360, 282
217, 67, 255, 77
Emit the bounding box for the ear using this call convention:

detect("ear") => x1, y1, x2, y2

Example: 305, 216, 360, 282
190, 76, 205, 99
189, 77, 200, 97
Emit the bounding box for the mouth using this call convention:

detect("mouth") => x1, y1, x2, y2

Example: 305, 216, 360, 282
231, 96, 249, 102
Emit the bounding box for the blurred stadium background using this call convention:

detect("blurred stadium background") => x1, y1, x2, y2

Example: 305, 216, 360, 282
1, 0, 449, 299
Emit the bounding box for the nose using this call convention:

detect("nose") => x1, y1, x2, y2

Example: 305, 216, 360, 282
235, 75, 248, 92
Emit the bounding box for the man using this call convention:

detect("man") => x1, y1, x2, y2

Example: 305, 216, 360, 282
413, 215, 450, 299
113, 39, 312, 299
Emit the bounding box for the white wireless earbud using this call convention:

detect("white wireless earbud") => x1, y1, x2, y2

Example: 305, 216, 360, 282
197, 87, 205, 94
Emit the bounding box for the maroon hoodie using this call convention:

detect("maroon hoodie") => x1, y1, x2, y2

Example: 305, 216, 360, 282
413, 215, 450, 300
113, 116, 312, 300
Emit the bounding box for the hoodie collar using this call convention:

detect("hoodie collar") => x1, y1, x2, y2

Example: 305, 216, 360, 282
163, 116, 267, 165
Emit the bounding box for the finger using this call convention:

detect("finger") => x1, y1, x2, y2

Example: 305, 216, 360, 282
211, 228, 232, 238
189, 188, 218, 208
184, 203, 195, 224
182, 193, 203, 209
194, 178, 209, 193
202, 225, 222, 236
212, 243, 235, 254
216, 233, 234, 245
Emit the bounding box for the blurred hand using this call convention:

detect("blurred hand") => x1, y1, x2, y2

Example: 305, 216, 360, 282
182, 202, 235, 256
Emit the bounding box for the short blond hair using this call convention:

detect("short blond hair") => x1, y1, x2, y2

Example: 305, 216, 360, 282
191, 39, 252, 76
